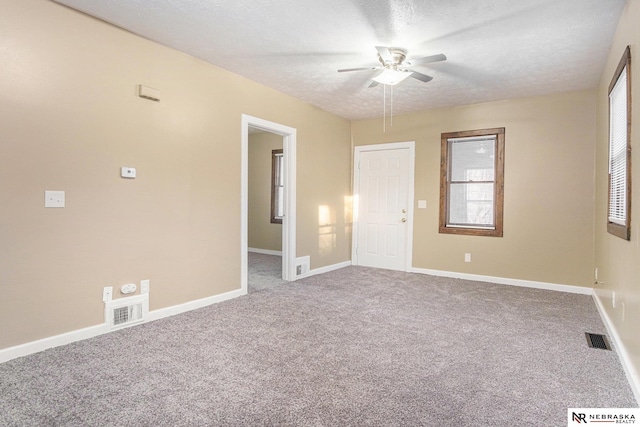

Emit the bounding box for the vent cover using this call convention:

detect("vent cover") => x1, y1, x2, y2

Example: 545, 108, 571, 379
296, 256, 310, 276
105, 294, 148, 329
113, 304, 142, 326
138, 85, 160, 102
585, 332, 611, 350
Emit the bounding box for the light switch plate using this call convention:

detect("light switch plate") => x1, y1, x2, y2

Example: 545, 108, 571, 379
45, 191, 65, 208
418, 200, 427, 209
140, 279, 150, 294
102, 286, 113, 303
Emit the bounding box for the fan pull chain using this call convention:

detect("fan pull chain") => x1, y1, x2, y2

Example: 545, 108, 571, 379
390, 84, 393, 127
383, 84, 386, 132
382, 84, 395, 133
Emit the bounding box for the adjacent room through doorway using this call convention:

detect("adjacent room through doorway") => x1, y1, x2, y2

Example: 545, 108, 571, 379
247, 126, 285, 292
241, 115, 298, 293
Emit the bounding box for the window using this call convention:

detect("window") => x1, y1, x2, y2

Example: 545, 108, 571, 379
439, 128, 505, 237
271, 149, 284, 224
607, 46, 631, 240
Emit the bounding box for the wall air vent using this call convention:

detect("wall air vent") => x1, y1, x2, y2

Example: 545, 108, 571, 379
138, 84, 160, 102
296, 256, 310, 277
105, 294, 149, 329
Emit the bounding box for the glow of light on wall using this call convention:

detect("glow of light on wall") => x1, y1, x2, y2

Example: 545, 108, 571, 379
343, 195, 353, 224
351, 194, 359, 223
318, 205, 336, 256
319, 205, 332, 226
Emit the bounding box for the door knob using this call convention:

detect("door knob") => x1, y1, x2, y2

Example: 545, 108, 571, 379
402, 209, 406, 213
401, 218, 407, 223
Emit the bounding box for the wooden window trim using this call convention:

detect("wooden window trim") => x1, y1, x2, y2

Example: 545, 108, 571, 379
439, 127, 505, 237
270, 149, 283, 224
607, 46, 632, 240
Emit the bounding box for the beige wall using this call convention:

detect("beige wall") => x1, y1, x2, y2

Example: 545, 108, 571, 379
352, 90, 596, 287
0, 0, 351, 349
595, 0, 640, 389
248, 132, 282, 252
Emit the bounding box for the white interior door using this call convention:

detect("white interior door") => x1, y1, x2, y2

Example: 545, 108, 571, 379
353, 143, 414, 271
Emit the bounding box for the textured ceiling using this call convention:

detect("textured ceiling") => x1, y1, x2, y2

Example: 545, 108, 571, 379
53, 0, 626, 120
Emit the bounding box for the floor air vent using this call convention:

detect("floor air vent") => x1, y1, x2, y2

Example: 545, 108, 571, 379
585, 332, 611, 350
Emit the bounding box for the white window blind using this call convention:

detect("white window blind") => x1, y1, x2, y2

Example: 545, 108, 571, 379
274, 152, 284, 219
608, 66, 627, 226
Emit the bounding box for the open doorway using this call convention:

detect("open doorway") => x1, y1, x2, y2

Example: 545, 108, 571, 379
241, 115, 297, 294
247, 128, 284, 291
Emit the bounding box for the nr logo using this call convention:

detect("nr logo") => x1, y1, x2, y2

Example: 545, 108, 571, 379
572, 412, 587, 423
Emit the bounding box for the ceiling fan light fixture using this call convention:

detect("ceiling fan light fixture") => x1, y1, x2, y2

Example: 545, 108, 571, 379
372, 69, 412, 86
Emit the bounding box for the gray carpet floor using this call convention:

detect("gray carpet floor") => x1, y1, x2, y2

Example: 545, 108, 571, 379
1, 266, 637, 426
248, 252, 286, 292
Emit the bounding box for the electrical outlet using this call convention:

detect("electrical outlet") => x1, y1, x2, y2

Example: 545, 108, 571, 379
464, 253, 471, 263
44, 190, 65, 208
140, 279, 150, 294
120, 167, 136, 178
102, 286, 113, 303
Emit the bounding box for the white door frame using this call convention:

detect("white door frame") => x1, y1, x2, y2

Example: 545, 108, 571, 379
352, 141, 415, 272
241, 114, 297, 293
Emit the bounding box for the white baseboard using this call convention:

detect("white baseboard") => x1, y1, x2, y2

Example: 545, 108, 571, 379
592, 290, 640, 405
0, 288, 246, 364
248, 247, 282, 256
0, 323, 110, 364
297, 260, 352, 279
411, 267, 593, 295
146, 288, 245, 322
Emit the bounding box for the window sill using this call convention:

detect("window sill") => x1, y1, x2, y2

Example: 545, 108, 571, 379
439, 225, 503, 237
607, 222, 630, 240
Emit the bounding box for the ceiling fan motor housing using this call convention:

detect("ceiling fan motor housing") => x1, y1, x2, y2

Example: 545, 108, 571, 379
378, 47, 407, 69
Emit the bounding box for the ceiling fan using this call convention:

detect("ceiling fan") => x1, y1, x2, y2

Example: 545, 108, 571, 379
338, 46, 446, 87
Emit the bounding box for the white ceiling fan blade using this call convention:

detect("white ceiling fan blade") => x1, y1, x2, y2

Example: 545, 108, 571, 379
337, 67, 377, 73
375, 46, 392, 62
409, 53, 447, 66
408, 70, 433, 83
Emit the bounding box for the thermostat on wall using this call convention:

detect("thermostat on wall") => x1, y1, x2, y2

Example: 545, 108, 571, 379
121, 167, 136, 178
121, 283, 137, 294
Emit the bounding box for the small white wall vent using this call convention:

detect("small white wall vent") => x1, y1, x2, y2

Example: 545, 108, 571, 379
105, 294, 148, 329
296, 256, 310, 276
138, 84, 160, 102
